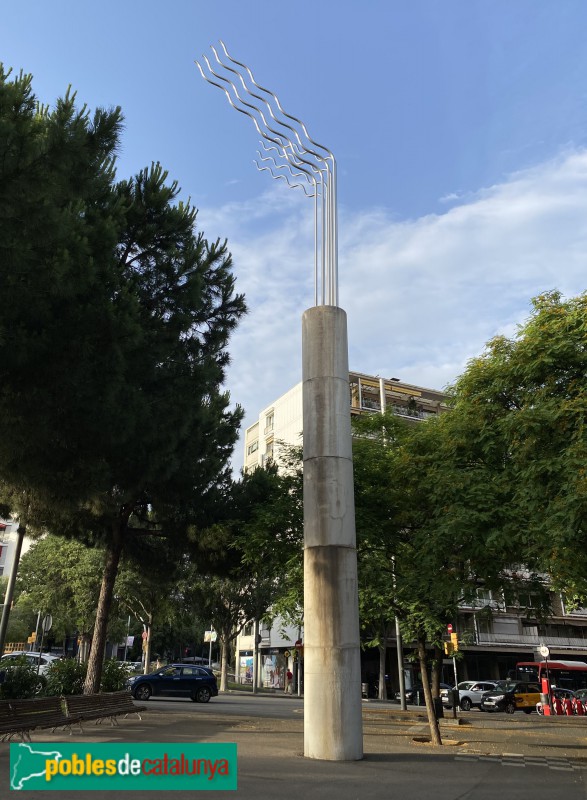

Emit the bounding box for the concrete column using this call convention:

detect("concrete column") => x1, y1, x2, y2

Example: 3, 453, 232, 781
302, 305, 363, 761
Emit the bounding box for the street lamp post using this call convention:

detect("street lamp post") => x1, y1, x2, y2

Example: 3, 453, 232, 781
197, 43, 363, 760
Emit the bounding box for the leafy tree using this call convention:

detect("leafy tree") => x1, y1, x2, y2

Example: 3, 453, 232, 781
14, 534, 187, 670
236, 447, 304, 630
451, 291, 587, 604
114, 539, 187, 674
0, 69, 246, 691
352, 409, 549, 745
181, 464, 300, 691
16, 536, 103, 647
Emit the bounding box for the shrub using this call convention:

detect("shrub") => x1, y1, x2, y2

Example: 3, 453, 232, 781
0, 659, 46, 699
100, 659, 131, 692
44, 658, 87, 696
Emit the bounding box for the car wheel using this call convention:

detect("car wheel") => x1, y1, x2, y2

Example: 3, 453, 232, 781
196, 686, 212, 703
505, 701, 516, 714
479, 705, 486, 712
134, 684, 152, 701
460, 697, 472, 712
523, 708, 532, 714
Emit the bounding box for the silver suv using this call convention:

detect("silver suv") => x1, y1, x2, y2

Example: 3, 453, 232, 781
441, 680, 499, 711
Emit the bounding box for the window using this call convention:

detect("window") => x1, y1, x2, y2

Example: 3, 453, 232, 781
181, 666, 206, 676
475, 588, 493, 606
247, 440, 259, 456
243, 623, 253, 637
264, 412, 274, 435
476, 617, 492, 635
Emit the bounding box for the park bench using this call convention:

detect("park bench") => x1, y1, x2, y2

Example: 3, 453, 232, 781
63, 690, 146, 729
0, 697, 81, 742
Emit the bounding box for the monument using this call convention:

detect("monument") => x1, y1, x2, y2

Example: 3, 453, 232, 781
197, 43, 363, 760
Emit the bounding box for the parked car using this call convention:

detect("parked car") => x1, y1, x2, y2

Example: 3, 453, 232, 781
128, 663, 218, 703
441, 680, 499, 711
480, 681, 541, 714
0, 651, 61, 676
574, 688, 587, 703
536, 687, 576, 715
123, 661, 143, 673
395, 683, 453, 706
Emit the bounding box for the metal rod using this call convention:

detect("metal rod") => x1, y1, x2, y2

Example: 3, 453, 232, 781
196, 42, 339, 308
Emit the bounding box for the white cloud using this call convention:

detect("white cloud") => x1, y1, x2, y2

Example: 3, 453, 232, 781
199, 150, 587, 470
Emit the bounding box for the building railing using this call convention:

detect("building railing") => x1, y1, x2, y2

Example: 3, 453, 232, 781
475, 632, 587, 649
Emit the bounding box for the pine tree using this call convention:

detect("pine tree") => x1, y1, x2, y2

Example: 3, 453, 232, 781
0, 68, 246, 690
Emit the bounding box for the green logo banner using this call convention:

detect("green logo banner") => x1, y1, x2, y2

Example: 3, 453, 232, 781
10, 742, 237, 791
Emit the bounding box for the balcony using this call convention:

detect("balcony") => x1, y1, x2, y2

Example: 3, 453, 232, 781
475, 632, 587, 650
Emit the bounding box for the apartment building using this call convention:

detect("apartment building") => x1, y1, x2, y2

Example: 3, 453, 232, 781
243, 371, 447, 473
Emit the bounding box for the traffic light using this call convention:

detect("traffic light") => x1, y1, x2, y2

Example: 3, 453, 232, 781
450, 632, 459, 652
443, 641, 454, 656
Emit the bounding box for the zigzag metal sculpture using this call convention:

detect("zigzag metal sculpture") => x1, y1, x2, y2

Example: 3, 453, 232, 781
196, 41, 338, 307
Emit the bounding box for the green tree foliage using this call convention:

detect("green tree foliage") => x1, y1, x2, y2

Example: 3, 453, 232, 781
16, 536, 103, 643
0, 68, 246, 691
352, 408, 549, 744
452, 291, 587, 604
183, 464, 300, 690
14, 534, 186, 670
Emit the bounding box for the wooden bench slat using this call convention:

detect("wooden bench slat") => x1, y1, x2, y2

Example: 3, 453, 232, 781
64, 690, 146, 725
1, 690, 146, 739
0, 696, 81, 741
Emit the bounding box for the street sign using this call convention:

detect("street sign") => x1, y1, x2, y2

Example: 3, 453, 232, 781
539, 644, 550, 659
447, 624, 453, 634
204, 631, 218, 643
42, 614, 52, 633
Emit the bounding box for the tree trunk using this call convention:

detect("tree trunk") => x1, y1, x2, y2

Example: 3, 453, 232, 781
417, 637, 442, 746
378, 637, 387, 700
220, 638, 229, 692
83, 523, 125, 694
143, 620, 153, 674
78, 633, 91, 663
252, 619, 259, 695
431, 645, 442, 698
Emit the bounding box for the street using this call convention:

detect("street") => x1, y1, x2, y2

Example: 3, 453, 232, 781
1, 695, 587, 798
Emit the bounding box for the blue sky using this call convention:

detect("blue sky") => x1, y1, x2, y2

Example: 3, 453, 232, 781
3, 1, 587, 467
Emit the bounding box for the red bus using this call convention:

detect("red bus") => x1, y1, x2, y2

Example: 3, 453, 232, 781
516, 660, 587, 691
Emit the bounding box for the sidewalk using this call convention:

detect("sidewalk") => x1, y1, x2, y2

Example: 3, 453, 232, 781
1, 699, 586, 799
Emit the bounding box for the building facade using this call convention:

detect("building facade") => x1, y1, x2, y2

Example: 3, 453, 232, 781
243, 371, 447, 473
